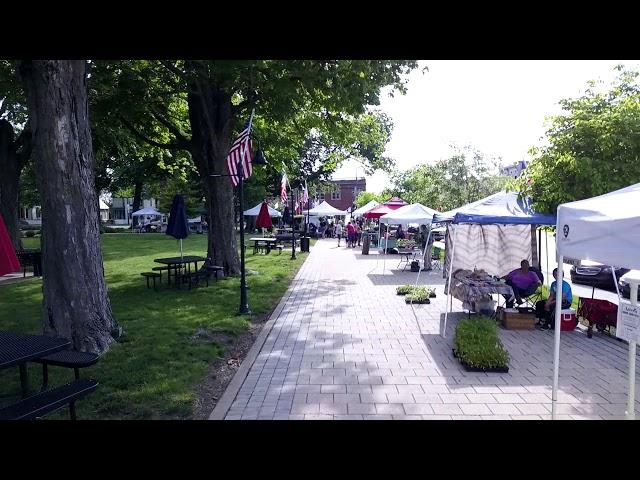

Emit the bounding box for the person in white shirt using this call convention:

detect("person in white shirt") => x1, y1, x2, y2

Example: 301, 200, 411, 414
335, 221, 344, 246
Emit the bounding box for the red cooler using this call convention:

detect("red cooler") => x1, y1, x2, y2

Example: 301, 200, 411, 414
560, 309, 577, 331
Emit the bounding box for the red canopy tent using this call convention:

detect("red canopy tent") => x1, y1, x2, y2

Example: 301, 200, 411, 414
363, 197, 408, 219
0, 214, 20, 276
255, 201, 273, 229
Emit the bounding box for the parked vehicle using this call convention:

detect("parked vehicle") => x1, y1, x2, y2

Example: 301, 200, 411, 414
431, 227, 445, 242
618, 270, 640, 300
570, 260, 629, 290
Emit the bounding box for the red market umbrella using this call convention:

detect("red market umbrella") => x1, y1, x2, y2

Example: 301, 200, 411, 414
255, 201, 273, 229
0, 214, 20, 276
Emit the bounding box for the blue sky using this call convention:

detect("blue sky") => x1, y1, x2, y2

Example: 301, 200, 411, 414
333, 60, 640, 193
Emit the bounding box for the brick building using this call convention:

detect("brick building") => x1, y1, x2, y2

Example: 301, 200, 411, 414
317, 178, 366, 212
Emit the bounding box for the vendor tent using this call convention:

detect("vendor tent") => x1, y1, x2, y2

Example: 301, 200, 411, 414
553, 182, 640, 419
244, 202, 282, 217
364, 197, 408, 219
307, 200, 347, 216
436, 191, 556, 337
352, 200, 380, 217
131, 207, 163, 217
379, 203, 439, 225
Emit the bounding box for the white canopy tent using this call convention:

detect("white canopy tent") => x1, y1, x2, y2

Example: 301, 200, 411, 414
376, 203, 439, 275
352, 200, 380, 217
243, 202, 282, 217
131, 207, 163, 217
554, 182, 640, 419
306, 200, 347, 216
379, 203, 439, 225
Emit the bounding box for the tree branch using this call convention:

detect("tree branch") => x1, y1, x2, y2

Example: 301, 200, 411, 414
119, 115, 190, 151
150, 108, 191, 146
159, 60, 186, 78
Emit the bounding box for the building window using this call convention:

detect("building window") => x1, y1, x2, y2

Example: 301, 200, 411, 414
318, 192, 325, 200
331, 191, 341, 200
112, 208, 126, 220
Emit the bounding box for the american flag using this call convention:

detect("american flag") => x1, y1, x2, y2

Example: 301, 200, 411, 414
302, 180, 309, 207
280, 172, 288, 203
226, 121, 253, 187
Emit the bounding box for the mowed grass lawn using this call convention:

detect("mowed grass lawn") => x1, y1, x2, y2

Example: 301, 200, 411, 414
0, 233, 311, 419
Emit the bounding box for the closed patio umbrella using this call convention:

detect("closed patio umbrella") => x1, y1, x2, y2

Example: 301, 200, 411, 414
0, 214, 20, 276
255, 201, 273, 229
166, 195, 189, 259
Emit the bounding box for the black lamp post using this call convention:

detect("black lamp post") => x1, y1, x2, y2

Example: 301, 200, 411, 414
290, 185, 297, 260
209, 134, 267, 315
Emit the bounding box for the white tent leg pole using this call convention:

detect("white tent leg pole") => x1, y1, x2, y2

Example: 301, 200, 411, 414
383, 224, 389, 274
545, 231, 549, 288
552, 254, 563, 419
628, 340, 636, 420
443, 224, 457, 338
615, 267, 636, 420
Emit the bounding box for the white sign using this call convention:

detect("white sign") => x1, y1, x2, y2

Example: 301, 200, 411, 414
617, 303, 640, 343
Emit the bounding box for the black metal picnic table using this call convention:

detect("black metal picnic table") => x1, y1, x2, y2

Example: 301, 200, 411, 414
0, 331, 70, 398
154, 256, 207, 285
249, 238, 278, 254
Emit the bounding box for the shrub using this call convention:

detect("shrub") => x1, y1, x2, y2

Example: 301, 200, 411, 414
453, 317, 509, 370
25, 230, 36, 238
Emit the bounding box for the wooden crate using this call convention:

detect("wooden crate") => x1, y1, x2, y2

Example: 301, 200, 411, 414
500, 309, 536, 330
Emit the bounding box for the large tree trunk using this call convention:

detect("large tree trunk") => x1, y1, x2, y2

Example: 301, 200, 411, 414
19, 60, 119, 353
0, 120, 25, 250
131, 180, 143, 227
186, 68, 239, 274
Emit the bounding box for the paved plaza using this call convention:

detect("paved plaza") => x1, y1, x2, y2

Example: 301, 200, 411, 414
219, 239, 640, 420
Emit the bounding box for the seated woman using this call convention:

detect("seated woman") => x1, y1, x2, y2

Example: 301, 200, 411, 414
536, 268, 573, 329
396, 225, 406, 239
502, 259, 542, 308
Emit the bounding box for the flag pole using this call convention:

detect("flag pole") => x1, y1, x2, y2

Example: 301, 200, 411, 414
238, 109, 254, 315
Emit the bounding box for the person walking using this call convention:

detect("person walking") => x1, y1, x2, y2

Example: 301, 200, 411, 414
335, 221, 343, 246
346, 221, 356, 248
356, 222, 362, 246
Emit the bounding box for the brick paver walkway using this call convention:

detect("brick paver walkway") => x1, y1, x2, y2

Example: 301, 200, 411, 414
224, 239, 640, 420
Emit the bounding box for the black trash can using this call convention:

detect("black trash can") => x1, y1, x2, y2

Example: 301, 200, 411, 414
300, 236, 310, 252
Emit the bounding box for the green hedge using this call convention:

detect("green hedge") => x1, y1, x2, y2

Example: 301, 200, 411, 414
454, 317, 509, 369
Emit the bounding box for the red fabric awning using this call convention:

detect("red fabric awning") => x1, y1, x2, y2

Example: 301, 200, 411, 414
363, 203, 405, 219
0, 214, 20, 276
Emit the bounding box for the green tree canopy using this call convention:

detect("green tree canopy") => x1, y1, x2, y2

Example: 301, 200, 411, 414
513, 67, 640, 213
388, 146, 510, 211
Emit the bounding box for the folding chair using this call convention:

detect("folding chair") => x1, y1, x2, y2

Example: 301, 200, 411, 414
520, 267, 545, 308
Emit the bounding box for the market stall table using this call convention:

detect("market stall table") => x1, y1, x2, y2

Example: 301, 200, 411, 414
0, 331, 70, 398
448, 269, 515, 315
396, 248, 420, 270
